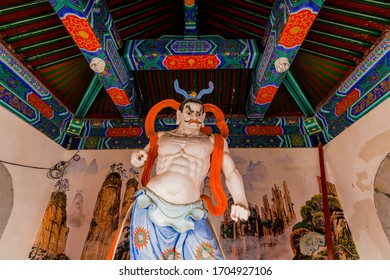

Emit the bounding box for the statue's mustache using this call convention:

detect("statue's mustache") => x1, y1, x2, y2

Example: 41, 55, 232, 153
185, 119, 200, 124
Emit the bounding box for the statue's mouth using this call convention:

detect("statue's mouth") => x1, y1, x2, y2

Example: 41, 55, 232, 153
187, 119, 199, 124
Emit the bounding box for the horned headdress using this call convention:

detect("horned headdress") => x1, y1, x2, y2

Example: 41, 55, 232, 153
174, 79, 214, 100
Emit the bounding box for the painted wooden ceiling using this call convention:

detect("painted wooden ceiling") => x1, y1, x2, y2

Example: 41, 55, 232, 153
0, 0, 389, 149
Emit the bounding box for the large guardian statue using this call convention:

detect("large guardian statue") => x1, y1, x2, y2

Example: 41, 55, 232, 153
108, 80, 249, 260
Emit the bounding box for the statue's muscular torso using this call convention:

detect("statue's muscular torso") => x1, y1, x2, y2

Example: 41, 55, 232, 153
146, 130, 214, 204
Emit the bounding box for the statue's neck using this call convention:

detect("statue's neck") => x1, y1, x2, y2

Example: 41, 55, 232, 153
175, 126, 202, 137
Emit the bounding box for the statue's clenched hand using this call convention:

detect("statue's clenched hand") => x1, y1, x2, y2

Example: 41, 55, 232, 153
131, 149, 148, 168
230, 204, 250, 222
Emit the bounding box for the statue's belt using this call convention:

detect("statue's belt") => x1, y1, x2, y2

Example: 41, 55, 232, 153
136, 188, 207, 233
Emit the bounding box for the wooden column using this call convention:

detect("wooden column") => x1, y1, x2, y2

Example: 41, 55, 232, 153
318, 142, 334, 260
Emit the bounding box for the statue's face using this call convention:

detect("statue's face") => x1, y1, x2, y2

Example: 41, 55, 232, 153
177, 102, 205, 132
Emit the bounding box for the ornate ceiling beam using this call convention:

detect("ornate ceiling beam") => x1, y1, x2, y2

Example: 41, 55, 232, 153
67, 115, 318, 150
0, 42, 71, 145
246, 0, 324, 118
283, 70, 315, 117
123, 0, 259, 71
184, 0, 198, 38
123, 36, 259, 71
316, 33, 390, 143
47, 0, 141, 119
70, 31, 390, 150
74, 75, 102, 119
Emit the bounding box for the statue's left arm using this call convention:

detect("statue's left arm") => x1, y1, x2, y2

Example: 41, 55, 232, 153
220, 137, 250, 222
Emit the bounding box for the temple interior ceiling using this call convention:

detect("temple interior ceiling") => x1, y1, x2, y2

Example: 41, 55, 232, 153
0, 0, 389, 149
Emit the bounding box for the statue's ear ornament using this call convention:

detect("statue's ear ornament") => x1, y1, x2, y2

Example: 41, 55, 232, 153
174, 79, 213, 100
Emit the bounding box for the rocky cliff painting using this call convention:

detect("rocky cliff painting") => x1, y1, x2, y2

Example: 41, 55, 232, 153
29, 179, 70, 260
290, 178, 359, 260
220, 181, 297, 260
80, 164, 124, 260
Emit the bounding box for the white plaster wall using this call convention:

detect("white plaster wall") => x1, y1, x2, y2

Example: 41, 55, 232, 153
324, 97, 390, 259
0, 107, 67, 259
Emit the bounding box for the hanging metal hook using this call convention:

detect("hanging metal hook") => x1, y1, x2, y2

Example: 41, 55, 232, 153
47, 151, 80, 179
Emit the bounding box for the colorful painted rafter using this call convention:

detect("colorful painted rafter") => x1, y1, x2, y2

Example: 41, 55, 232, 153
1, 1, 389, 150
68, 32, 390, 149
317, 34, 390, 142
48, 0, 140, 118
184, 0, 198, 37
70, 115, 315, 150
124, 36, 258, 71
246, 0, 324, 118
0, 43, 71, 143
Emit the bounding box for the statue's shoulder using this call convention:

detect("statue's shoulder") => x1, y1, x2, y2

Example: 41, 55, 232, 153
157, 130, 168, 138
209, 133, 228, 149
208, 133, 216, 144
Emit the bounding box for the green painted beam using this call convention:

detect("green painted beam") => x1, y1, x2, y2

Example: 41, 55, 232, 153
0, 12, 57, 31
0, 0, 47, 15
117, 10, 174, 39
322, 5, 390, 24
34, 53, 83, 70
241, 0, 272, 10
309, 29, 372, 48
284, 70, 316, 117
75, 75, 102, 118
24, 45, 77, 62
208, 21, 265, 38
304, 39, 364, 57
300, 48, 356, 65
14, 36, 72, 53
109, 0, 145, 13
113, 1, 166, 24
213, 6, 269, 24
246, 0, 324, 118
315, 18, 382, 37
353, 0, 390, 8
5, 25, 64, 43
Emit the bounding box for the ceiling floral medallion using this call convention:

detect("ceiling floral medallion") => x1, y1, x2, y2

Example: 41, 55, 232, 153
184, 0, 195, 6
255, 85, 278, 104
163, 55, 220, 70
85, 137, 99, 149
107, 88, 131, 106
335, 88, 360, 116
106, 127, 142, 137
290, 134, 306, 147
62, 14, 102, 52
27, 92, 54, 119
279, 9, 317, 49
246, 125, 283, 136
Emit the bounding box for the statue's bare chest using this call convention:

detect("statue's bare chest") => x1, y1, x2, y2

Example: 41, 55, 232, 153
158, 133, 213, 157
